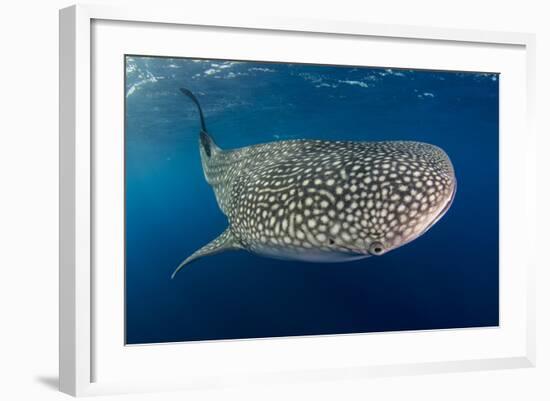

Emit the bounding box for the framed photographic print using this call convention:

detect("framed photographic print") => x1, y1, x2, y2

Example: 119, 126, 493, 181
59, 4, 536, 396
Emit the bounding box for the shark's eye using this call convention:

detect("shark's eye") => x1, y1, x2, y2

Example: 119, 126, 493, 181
369, 242, 384, 256
328, 238, 335, 245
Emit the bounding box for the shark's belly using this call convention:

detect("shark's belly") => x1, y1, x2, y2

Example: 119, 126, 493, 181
248, 244, 369, 263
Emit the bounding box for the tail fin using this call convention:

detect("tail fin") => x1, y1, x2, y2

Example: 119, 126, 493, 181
179, 87, 221, 158
179, 87, 206, 132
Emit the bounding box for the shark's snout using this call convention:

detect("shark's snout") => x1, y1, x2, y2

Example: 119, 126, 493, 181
379, 145, 456, 252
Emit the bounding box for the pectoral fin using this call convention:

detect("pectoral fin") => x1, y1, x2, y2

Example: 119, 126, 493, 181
171, 228, 242, 279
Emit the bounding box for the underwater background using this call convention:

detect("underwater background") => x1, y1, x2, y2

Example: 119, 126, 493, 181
125, 56, 499, 344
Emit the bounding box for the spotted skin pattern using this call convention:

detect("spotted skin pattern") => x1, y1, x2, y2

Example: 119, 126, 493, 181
171, 90, 456, 278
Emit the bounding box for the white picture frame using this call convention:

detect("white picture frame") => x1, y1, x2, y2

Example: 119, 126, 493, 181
59, 3, 536, 397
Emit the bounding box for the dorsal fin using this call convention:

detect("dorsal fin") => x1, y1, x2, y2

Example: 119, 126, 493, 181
171, 227, 242, 279
200, 131, 219, 158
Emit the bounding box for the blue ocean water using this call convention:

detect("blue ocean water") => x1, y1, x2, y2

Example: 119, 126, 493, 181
125, 56, 499, 345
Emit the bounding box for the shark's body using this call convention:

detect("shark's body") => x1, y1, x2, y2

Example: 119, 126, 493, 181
171, 88, 456, 278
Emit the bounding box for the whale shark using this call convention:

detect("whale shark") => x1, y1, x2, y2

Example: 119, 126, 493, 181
171, 88, 456, 279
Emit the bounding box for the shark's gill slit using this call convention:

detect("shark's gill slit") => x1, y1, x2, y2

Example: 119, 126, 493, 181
170, 88, 457, 279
